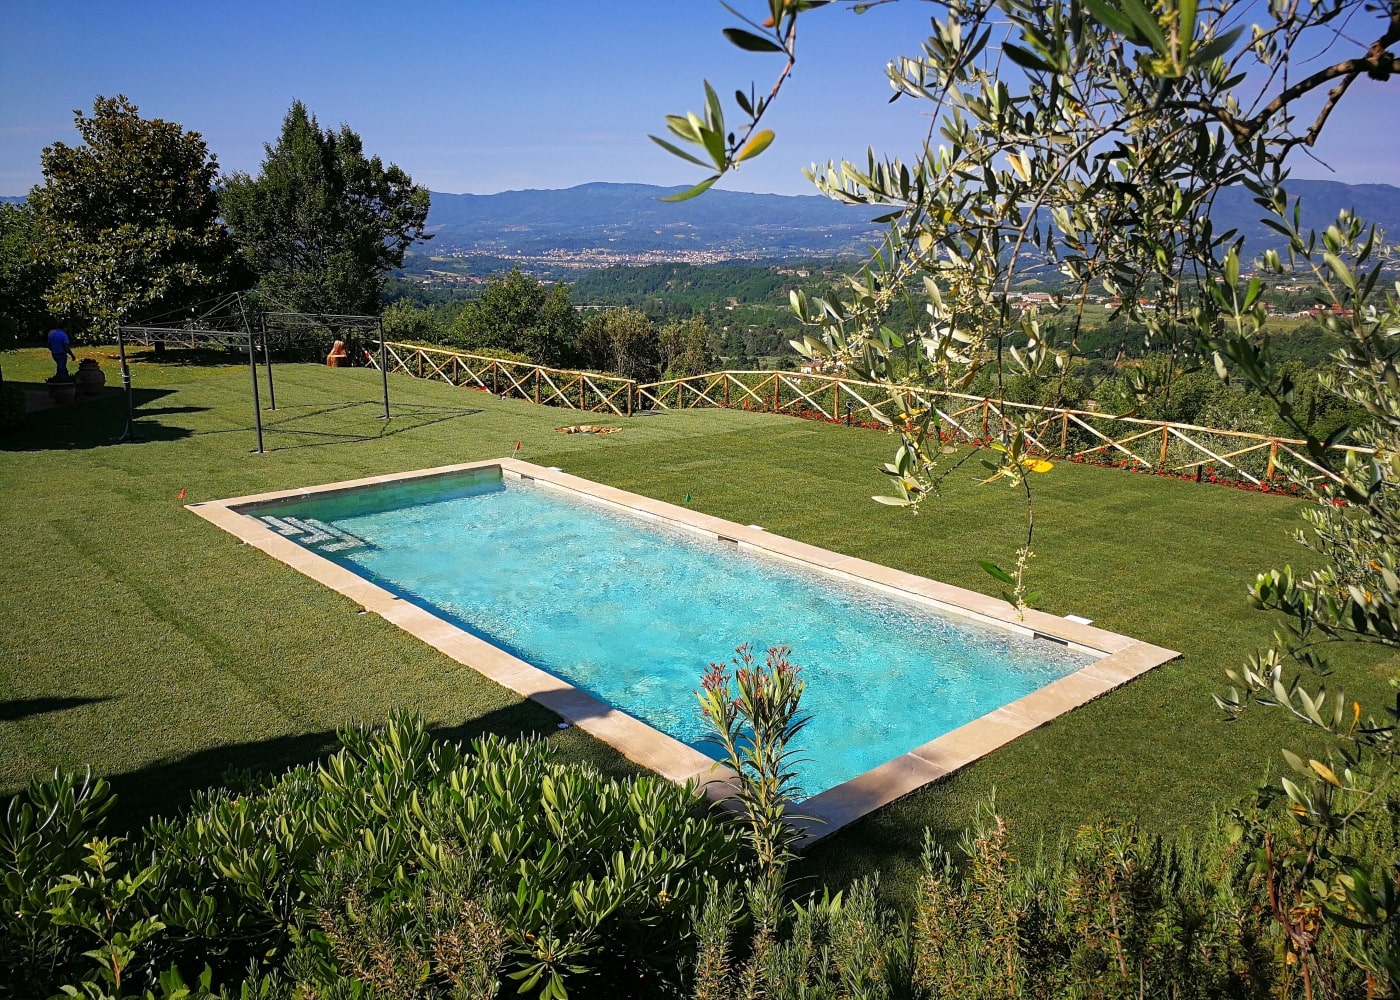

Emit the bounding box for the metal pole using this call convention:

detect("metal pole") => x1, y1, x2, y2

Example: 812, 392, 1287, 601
378, 318, 390, 420
235, 294, 264, 453
261, 315, 276, 410
116, 326, 136, 443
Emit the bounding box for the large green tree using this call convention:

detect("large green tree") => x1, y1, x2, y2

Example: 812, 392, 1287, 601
29, 95, 238, 340
449, 268, 581, 364
661, 0, 1400, 599
578, 307, 663, 381
659, 315, 718, 378
0, 200, 54, 350
221, 101, 430, 316
664, 0, 1400, 985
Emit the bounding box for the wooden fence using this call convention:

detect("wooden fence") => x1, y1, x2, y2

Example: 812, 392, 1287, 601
373, 343, 635, 416
375, 345, 1366, 485
635, 369, 1369, 486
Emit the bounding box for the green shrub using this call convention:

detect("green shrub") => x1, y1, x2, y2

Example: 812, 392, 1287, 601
0, 769, 116, 996
2, 712, 746, 999
0, 380, 24, 432
454, 345, 534, 365
11, 712, 1394, 998
688, 801, 1398, 999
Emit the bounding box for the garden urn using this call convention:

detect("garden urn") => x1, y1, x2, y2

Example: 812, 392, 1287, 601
48, 379, 77, 404
75, 358, 106, 396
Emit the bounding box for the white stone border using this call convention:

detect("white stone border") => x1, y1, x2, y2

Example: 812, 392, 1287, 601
189, 458, 1178, 841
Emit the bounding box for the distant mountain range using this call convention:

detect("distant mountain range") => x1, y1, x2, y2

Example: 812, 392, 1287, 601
419, 180, 1400, 260
421, 182, 882, 258
1208, 181, 1400, 249
6, 179, 1397, 261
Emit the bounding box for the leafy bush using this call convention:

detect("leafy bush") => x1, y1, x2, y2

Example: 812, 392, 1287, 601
689, 876, 911, 1000
9, 706, 1394, 998
686, 801, 1399, 998
911, 811, 1267, 999
1, 712, 745, 999
456, 345, 535, 366
0, 380, 24, 432
0, 769, 116, 994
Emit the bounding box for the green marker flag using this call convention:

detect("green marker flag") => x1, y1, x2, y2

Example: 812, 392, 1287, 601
684, 493, 692, 504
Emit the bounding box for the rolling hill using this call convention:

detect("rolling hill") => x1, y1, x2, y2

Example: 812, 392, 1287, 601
419, 180, 1400, 261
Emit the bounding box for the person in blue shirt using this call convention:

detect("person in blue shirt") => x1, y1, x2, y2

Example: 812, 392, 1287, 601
47, 328, 76, 380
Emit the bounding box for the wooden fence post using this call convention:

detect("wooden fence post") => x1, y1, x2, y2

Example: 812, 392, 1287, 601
981, 400, 990, 441
1266, 440, 1278, 480
724, 376, 730, 408
492, 362, 499, 396
579, 378, 585, 411
534, 369, 541, 405
1159, 424, 1169, 467
1060, 411, 1069, 452
773, 376, 780, 411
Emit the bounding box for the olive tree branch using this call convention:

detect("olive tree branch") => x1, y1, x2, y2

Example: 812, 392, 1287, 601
1239, 3, 1400, 147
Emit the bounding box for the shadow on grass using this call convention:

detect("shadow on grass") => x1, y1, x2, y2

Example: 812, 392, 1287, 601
193, 399, 484, 452
119, 346, 250, 367
0, 696, 113, 722
1, 386, 190, 452
138, 404, 213, 417
789, 802, 966, 901
103, 699, 634, 835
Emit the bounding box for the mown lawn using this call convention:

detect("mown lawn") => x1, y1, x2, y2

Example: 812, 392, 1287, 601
2, 345, 1394, 897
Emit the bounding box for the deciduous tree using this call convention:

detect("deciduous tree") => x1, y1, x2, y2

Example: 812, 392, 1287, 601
660, 0, 1399, 514
579, 307, 663, 381
380, 298, 444, 345
221, 101, 430, 316
664, 0, 1400, 983
29, 95, 238, 341
0, 200, 54, 351
660, 315, 718, 378
450, 268, 580, 365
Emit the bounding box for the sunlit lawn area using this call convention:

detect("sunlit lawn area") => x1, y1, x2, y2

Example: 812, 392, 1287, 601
3, 345, 1395, 896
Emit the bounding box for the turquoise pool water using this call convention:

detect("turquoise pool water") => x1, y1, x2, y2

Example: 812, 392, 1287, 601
259, 470, 1092, 796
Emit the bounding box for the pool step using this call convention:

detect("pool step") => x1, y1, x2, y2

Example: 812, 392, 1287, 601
259, 515, 367, 552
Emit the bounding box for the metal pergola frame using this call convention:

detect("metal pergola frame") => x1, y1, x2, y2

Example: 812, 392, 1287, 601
116, 297, 388, 453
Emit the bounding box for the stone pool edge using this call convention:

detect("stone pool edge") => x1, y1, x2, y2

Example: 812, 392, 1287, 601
188, 458, 1179, 844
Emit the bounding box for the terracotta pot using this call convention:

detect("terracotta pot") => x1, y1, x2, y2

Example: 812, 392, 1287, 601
327, 355, 346, 368
48, 380, 77, 404
75, 359, 106, 396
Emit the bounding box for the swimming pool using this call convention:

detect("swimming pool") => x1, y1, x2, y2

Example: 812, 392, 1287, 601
192, 460, 1177, 836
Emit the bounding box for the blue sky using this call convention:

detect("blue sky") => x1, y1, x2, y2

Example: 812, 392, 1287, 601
2, 0, 1395, 198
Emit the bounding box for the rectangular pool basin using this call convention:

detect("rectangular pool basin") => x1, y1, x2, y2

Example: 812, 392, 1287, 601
190, 459, 1177, 837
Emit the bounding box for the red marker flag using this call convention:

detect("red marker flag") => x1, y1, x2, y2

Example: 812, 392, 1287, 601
177, 487, 186, 500
514, 440, 521, 453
